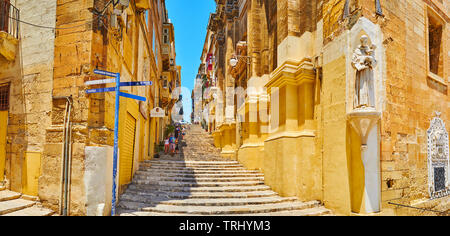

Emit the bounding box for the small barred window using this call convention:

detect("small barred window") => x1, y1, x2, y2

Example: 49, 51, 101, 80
0, 84, 10, 111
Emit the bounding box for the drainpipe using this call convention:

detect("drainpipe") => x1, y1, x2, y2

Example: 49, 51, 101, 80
53, 96, 73, 216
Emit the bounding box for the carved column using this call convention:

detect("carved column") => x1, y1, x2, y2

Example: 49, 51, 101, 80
264, 59, 320, 200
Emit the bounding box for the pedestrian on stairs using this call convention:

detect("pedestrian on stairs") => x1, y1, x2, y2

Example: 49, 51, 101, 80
164, 136, 170, 154
169, 134, 176, 155
175, 138, 180, 154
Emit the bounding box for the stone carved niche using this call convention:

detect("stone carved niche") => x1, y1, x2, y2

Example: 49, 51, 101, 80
427, 112, 450, 199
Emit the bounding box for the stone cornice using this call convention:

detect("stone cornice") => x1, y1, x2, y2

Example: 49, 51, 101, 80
265, 130, 316, 142
266, 59, 316, 92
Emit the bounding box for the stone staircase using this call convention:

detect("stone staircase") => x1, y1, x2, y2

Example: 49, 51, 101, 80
0, 185, 54, 216
117, 125, 332, 216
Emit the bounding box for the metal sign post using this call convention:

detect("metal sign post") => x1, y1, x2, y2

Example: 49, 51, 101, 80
112, 72, 120, 217
87, 69, 153, 216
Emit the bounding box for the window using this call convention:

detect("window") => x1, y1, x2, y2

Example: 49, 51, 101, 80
0, 83, 10, 111
163, 28, 169, 44
427, 9, 445, 80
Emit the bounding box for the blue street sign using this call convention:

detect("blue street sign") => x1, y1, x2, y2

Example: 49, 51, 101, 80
120, 81, 153, 87
86, 70, 153, 216
85, 79, 116, 86
94, 69, 119, 78
119, 92, 147, 102
85, 87, 116, 94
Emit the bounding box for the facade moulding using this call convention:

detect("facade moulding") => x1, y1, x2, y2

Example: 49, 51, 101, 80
266, 58, 316, 93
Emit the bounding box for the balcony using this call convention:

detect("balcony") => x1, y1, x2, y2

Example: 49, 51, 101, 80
160, 88, 172, 107
0, 0, 19, 62
135, 0, 150, 10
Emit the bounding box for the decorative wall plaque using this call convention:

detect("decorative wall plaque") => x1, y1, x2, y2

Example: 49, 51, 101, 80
427, 112, 450, 199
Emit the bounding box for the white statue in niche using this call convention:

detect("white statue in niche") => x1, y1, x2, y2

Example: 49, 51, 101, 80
352, 35, 377, 110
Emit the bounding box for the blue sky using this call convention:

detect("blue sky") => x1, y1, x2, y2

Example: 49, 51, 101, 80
165, 0, 216, 122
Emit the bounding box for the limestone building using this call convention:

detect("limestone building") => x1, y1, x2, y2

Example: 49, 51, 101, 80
0, 0, 181, 215
196, 0, 450, 215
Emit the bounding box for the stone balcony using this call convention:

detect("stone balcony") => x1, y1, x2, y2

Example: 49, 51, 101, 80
0, 31, 17, 62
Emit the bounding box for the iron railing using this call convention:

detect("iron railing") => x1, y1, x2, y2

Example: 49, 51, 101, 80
0, 0, 19, 39
388, 202, 449, 216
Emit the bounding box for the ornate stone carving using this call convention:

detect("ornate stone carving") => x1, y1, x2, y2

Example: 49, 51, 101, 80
352, 35, 377, 110
427, 112, 450, 199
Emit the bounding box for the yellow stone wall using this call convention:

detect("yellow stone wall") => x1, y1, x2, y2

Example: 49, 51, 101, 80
374, 0, 449, 215
205, 0, 449, 216
38, 0, 169, 215
0, 0, 56, 197
321, 54, 352, 214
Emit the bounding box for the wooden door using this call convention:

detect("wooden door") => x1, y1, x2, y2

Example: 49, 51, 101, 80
0, 84, 9, 183
0, 110, 7, 182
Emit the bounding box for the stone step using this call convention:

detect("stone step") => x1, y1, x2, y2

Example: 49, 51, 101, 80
127, 184, 272, 193
134, 172, 264, 179
131, 180, 265, 187
118, 200, 321, 215
245, 207, 333, 216
146, 160, 238, 164
0, 190, 21, 202
0, 185, 5, 191
0, 199, 36, 215
145, 161, 238, 165
134, 176, 265, 183
2, 206, 54, 216
148, 159, 233, 163
119, 196, 298, 207
145, 166, 247, 172
143, 163, 243, 168
137, 169, 261, 175
122, 189, 278, 199
120, 207, 332, 216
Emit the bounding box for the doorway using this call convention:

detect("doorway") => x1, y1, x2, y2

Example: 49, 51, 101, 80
0, 83, 10, 183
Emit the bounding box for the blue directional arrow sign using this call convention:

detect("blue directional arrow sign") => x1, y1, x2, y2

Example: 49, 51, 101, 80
85, 87, 116, 94
119, 92, 146, 102
85, 70, 153, 216
120, 81, 153, 87
85, 79, 116, 86
93, 69, 119, 78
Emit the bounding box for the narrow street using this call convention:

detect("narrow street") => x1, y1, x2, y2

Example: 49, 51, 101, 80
0, 0, 448, 219
116, 125, 332, 216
